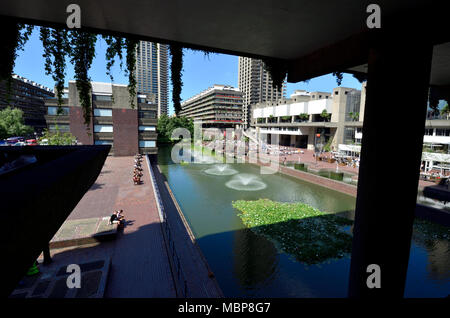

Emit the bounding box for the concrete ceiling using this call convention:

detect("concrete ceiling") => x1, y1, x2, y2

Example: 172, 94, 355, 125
348, 43, 450, 86
1, 0, 448, 84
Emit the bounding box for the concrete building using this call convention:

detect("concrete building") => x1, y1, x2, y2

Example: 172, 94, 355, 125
44, 81, 158, 156
252, 85, 362, 150
0, 74, 55, 132
136, 41, 168, 117
238, 57, 286, 129
179, 84, 243, 130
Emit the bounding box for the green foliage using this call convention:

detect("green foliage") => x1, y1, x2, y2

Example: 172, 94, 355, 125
323, 136, 333, 152
69, 31, 97, 126
0, 107, 33, 139
125, 38, 139, 108
232, 199, 353, 264
348, 111, 359, 122
440, 104, 449, 117
40, 125, 76, 145
0, 19, 34, 97
157, 114, 194, 142
40, 27, 71, 110
261, 58, 288, 91
299, 113, 309, 121
169, 44, 184, 114
102, 35, 124, 82
294, 163, 307, 171
332, 72, 343, 86
320, 109, 331, 121
2, 17, 139, 129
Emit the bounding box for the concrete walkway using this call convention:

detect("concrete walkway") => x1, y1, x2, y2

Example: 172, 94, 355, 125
45, 156, 176, 297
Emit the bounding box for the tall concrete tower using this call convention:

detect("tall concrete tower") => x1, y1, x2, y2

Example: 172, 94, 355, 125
136, 41, 168, 116
238, 57, 286, 129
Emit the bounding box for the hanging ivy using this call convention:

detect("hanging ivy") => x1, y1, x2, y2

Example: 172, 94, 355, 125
103, 35, 124, 82
261, 58, 288, 92
169, 44, 184, 115
332, 72, 344, 86
40, 27, 71, 112
0, 18, 33, 97
125, 38, 139, 108
352, 72, 367, 83
69, 31, 97, 125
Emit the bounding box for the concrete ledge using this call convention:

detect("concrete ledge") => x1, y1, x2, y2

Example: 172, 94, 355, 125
9, 257, 112, 298
50, 217, 118, 249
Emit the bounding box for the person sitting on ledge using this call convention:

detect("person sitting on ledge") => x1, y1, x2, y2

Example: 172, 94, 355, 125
109, 211, 122, 225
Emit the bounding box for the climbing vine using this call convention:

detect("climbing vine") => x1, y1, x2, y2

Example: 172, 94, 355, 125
170, 44, 184, 115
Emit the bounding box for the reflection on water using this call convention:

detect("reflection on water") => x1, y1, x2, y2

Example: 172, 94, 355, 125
158, 145, 449, 297
233, 228, 278, 295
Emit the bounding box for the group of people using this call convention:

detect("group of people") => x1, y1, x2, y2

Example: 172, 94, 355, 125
133, 153, 143, 185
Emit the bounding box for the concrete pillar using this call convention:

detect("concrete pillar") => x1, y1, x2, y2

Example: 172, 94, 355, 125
348, 36, 432, 297
359, 82, 367, 122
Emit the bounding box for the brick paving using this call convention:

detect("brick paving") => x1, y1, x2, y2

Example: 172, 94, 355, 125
45, 156, 176, 298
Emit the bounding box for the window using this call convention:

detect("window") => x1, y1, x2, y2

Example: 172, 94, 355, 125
47, 106, 69, 115
93, 95, 113, 101
49, 124, 70, 132
139, 126, 156, 131
436, 129, 450, 136
93, 108, 112, 117
425, 128, 434, 136
139, 140, 156, 148
94, 140, 113, 145
94, 125, 113, 133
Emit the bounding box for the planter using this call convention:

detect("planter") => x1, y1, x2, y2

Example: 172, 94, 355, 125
294, 163, 307, 171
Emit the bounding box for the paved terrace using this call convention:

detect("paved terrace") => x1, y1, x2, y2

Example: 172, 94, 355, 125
43, 156, 176, 297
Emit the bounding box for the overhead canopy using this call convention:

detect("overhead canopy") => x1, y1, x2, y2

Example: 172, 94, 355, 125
1, 0, 449, 85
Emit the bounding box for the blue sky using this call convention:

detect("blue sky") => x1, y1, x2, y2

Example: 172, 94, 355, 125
14, 27, 363, 115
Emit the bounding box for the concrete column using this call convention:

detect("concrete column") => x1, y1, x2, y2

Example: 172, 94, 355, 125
348, 36, 432, 297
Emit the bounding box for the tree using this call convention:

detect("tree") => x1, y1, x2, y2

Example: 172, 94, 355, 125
0, 107, 33, 139
40, 125, 76, 145
157, 115, 194, 142
440, 104, 450, 119
320, 109, 331, 122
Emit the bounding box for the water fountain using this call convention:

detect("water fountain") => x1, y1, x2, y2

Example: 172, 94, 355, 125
204, 164, 238, 176
225, 173, 267, 191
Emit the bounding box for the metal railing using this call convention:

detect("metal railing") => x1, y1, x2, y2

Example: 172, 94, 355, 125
147, 157, 189, 297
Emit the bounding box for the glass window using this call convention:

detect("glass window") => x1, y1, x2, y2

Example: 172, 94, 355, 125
94, 108, 112, 117
94, 140, 113, 145
47, 106, 69, 115
138, 111, 157, 119
93, 95, 113, 101
49, 124, 70, 132
139, 140, 156, 148
94, 125, 113, 133
139, 126, 156, 131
